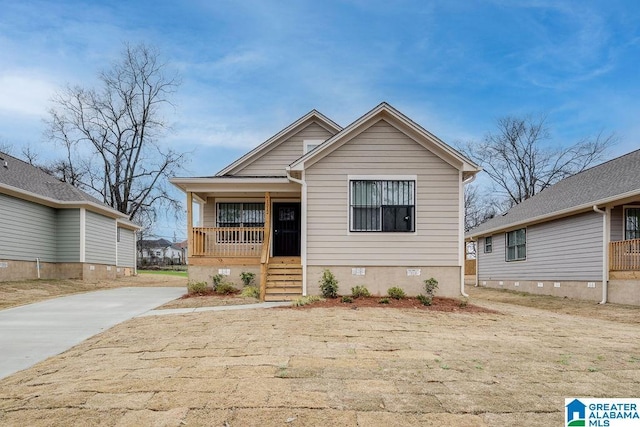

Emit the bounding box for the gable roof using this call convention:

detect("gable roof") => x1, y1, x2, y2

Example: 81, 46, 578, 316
0, 150, 131, 220
467, 149, 640, 238
288, 102, 480, 177
216, 109, 342, 176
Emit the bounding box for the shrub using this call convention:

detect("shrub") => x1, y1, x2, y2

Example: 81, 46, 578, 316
417, 277, 439, 306
341, 296, 353, 303
319, 269, 339, 298
240, 271, 256, 287
459, 298, 469, 308
211, 274, 224, 290
187, 281, 208, 295
387, 286, 406, 300
417, 294, 433, 306
378, 298, 390, 304
240, 285, 260, 298
351, 285, 371, 298
215, 282, 237, 295
291, 295, 324, 307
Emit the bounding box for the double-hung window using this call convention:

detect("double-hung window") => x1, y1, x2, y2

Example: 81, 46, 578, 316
625, 207, 640, 240
484, 236, 493, 253
350, 180, 415, 232
506, 228, 526, 261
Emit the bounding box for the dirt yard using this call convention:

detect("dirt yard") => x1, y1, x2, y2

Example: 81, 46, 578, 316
0, 286, 638, 426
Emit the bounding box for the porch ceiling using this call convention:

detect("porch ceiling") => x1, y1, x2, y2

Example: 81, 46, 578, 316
170, 177, 300, 195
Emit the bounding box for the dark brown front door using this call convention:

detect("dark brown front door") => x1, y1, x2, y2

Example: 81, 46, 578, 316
272, 203, 301, 257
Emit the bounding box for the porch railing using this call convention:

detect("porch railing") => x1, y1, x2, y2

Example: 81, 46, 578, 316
610, 238, 640, 271
191, 227, 264, 257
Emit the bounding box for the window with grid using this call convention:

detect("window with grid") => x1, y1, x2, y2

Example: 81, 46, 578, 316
625, 207, 640, 240
216, 203, 265, 227
506, 228, 526, 261
350, 180, 415, 232
484, 236, 492, 253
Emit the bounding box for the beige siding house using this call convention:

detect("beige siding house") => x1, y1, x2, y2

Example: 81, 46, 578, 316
171, 103, 480, 301
467, 149, 640, 305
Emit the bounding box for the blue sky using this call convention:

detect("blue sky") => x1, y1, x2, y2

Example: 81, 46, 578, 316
1, 0, 639, 240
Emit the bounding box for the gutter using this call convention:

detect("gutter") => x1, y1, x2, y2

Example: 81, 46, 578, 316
592, 205, 609, 304
285, 168, 307, 296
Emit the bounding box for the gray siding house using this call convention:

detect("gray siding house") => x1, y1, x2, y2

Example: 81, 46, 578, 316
0, 151, 138, 281
467, 149, 640, 305
171, 102, 480, 301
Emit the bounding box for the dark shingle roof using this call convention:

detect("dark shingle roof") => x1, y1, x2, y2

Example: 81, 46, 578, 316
468, 149, 640, 237
0, 150, 105, 205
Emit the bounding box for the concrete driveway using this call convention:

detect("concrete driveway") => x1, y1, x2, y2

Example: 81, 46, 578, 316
0, 287, 184, 379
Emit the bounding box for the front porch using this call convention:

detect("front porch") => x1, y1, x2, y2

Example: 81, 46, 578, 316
609, 238, 640, 279
186, 189, 303, 301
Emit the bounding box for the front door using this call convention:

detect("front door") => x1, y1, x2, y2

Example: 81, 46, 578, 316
272, 203, 301, 257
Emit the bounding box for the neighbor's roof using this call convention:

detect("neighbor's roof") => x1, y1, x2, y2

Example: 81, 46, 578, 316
0, 150, 130, 220
467, 149, 640, 238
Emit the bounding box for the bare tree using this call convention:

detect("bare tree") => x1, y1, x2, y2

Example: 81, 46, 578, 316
0, 140, 12, 154
461, 115, 616, 206
47, 43, 186, 223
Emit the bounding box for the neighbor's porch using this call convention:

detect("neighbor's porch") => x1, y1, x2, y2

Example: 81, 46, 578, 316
609, 238, 640, 279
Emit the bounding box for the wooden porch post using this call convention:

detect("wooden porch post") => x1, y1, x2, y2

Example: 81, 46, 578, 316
260, 192, 271, 301
187, 191, 193, 259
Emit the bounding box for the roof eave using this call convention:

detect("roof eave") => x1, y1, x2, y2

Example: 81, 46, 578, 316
467, 188, 640, 238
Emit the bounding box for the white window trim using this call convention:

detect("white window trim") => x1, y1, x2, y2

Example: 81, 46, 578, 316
484, 236, 493, 253
505, 228, 527, 262
303, 139, 325, 154
623, 205, 640, 240
346, 174, 418, 235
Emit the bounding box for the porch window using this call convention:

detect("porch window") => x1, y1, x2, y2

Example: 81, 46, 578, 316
506, 228, 526, 261
625, 207, 640, 240
216, 203, 265, 227
216, 203, 265, 243
350, 180, 415, 232
484, 236, 493, 253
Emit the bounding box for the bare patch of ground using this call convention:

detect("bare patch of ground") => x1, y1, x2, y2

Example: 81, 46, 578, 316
0, 273, 186, 310
0, 295, 638, 426
467, 286, 640, 325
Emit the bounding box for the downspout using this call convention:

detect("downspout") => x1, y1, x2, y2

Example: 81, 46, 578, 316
36, 258, 40, 279
286, 168, 307, 296
593, 205, 609, 304
460, 173, 477, 298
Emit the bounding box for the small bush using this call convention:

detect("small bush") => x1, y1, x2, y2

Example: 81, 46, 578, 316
211, 274, 224, 290
319, 269, 339, 298
215, 282, 237, 295
240, 271, 256, 287
240, 285, 260, 298
187, 281, 208, 295
291, 295, 324, 307
423, 278, 439, 297
459, 298, 468, 308
341, 296, 353, 303
379, 298, 390, 304
417, 294, 433, 306
387, 286, 406, 300
351, 285, 371, 298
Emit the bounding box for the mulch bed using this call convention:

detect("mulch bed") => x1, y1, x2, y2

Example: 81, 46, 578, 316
288, 296, 497, 313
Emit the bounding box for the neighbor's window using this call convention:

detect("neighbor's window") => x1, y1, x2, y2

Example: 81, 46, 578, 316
506, 228, 526, 261
350, 180, 415, 232
484, 236, 493, 253
216, 203, 265, 227
625, 207, 640, 240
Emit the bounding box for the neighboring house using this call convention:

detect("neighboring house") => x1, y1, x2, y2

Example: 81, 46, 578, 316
0, 151, 139, 281
138, 239, 185, 265
171, 102, 480, 301
467, 149, 640, 306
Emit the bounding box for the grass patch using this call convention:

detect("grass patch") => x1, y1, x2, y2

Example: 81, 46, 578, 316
138, 270, 188, 277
